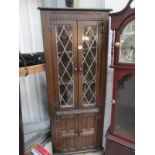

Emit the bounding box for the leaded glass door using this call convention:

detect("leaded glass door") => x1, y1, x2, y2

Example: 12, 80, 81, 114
78, 21, 102, 109
51, 21, 79, 152
52, 21, 78, 111
50, 20, 105, 152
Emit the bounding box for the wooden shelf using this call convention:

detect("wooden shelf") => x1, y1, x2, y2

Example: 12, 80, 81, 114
19, 64, 45, 77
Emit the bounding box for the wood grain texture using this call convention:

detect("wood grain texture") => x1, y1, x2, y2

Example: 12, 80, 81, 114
39, 9, 110, 154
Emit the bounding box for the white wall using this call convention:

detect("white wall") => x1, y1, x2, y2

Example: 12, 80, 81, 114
19, 0, 49, 148
105, 0, 129, 12
78, 0, 105, 8
19, 0, 43, 53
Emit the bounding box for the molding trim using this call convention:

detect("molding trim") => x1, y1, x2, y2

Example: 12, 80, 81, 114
49, 11, 107, 21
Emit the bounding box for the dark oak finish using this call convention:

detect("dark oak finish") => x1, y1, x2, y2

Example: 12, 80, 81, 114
39, 8, 110, 154
105, 1, 135, 155
38, 7, 112, 12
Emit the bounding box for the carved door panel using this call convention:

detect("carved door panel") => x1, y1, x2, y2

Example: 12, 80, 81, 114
78, 113, 98, 150
56, 115, 79, 152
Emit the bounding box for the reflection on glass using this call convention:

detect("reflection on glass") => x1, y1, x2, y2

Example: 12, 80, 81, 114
119, 20, 135, 63
82, 26, 98, 105
56, 25, 74, 107
114, 75, 135, 140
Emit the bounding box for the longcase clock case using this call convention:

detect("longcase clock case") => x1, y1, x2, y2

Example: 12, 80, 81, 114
105, 1, 135, 155
39, 8, 111, 154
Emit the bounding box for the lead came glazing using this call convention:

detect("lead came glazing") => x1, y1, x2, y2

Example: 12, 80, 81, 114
82, 26, 98, 105
56, 25, 74, 107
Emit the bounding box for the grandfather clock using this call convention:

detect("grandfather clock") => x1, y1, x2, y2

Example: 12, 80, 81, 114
105, 0, 135, 155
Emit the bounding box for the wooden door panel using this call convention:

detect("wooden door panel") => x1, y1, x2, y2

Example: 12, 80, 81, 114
111, 69, 135, 142
56, 115, 78, 152
79, 113, 98, 149
61, 137, 77, 152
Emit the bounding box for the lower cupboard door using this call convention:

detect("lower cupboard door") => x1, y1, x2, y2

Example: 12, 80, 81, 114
56, 115, 78, 152
78, 113, 98, 150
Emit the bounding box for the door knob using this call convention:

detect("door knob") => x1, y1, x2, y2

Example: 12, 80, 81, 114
78, 45, 83, 50
111, 99, 116, 104
115, 42, 120, 48
74, 67, 78, 71
79, 67, 82, 71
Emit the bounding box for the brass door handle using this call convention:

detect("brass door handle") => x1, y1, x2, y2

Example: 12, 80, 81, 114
74, 67, 78, 71
78, 45, 83, 50
79, 67, 82, 71
115, 42, 120, 48
75, 130, 82, 136
111, 99, 116, 104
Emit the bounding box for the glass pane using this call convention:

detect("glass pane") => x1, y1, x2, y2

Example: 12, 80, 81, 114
56, 25, 74, 107
119, 20, 135, 63
82, 26, 98, 105
114, 75, 135, 140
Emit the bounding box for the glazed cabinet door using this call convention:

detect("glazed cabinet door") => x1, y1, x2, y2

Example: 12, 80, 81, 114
77, 21, 103, 109
77, 21, 104, 150
111, 69, 135, 142
51, 21, 78, 111
49, 21, 79, 152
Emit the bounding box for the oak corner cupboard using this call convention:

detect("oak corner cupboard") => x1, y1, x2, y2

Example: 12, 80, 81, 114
39, 8, 111, 154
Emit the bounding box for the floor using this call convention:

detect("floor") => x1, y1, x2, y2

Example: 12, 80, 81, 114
44, 141, 103, 155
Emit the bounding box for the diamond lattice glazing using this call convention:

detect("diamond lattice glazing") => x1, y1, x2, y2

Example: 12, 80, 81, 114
56, 25, 74, 107
82, 26, 98, 105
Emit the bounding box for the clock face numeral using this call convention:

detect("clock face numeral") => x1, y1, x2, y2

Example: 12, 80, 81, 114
119, 20, 135, 64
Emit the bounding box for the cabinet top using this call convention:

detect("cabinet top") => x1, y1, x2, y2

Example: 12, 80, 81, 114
38, 7, 112, 12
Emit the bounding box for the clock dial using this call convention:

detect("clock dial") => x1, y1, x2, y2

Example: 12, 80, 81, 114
121, 35, 135, 62
119, 20, 135, 64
